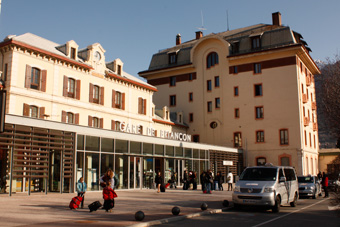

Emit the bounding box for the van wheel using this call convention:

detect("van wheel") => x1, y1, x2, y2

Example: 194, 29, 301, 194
272, 196, 281, 213
290, 193, 298, 207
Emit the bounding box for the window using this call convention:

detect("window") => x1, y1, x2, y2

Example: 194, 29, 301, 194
232, 42, 239, 54
256, 130, 265, 143
254, 63, 261, 74
93, 117, 99, 128
112, 90, 125, 110
30, 106, 39, 118
255, 106, 264, 119
254, 84, 263, 96
193, 135, 200, 143
111, 120, 121, 131
67, 78, 75, 98
169, 53, 177, 64
138, 97, 147, 115
189, 113, 193, 122
207, 80, 212, 91
207, 52, 219, 68
309, 132, 312, 147
23, 103, 45, 119
170, 76, 176, 86
251, 36, 261, 49
25, 65, 47, 92
62, 111, 79, 124
235, 108, 240, 118
305, 130, 307, 146
234, 132, 242, 147
70, 47, 76, 60
93, 85, 99, 103
214, 76, 220, 87
256, 157, 266, 166
117, 65, 122, 75
233, 66, 238, 74
281, 157, 290, 166
280, 129, 289, 145
115, 91, 122, 108
189, 73, 193, 81
215, 98, 220, 108
66, 112, 74, 124
207, 101, 212, 112
189, 92, 193, 102
234, 86, 239, 96
63, 76, 80, 99
3, 63, 7, 81
170, 95, 176, 106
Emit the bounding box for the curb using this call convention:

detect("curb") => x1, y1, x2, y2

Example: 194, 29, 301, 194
127, 207, 231, 227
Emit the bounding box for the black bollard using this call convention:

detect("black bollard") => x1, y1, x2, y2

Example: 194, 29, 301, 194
172, 206, 180, 215
135, 211, 145, 221
222, 200, 229, 207
200, 203, 208, 211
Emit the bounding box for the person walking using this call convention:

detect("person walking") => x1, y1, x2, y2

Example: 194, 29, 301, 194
100, 169, 119, 189
103, 180, 116, 212
183, 170, 189, 190
200, 171, 207, 193
227, 171, 233, 191
322, 172, 329, 198
206, 169, 213, 194
170, 172, 177, 189
155, 171, 163, 193
216, 171, 224, 191
76, 177, 87, 208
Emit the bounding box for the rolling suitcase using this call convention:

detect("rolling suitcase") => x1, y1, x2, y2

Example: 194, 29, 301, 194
160, 185, 166, 192
88, 201, 102, 212
69, 195, 83, 209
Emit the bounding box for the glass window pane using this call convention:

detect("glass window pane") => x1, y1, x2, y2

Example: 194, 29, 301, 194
76, 152, 84, 182
101, 138, 114, 152
175, 147, 183, 157
114, 155, 128, 189
77, 135, 84, 150
143, 143, 153, 155
85, 136, 100, 151
166, 146, 174, 156
200, 150, 205, 159
193, 149, 199, 159
185, 148, 192, 158
130, 141, 142, 154
115, 139, 128, 153
101, 153, 114, 177
155, 144, 164, 156
85, 152, 99, 191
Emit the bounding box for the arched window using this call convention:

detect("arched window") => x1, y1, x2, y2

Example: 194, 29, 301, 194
207, 52, 219, 68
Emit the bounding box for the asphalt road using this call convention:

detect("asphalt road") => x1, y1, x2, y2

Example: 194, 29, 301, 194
156, 197, 340, 227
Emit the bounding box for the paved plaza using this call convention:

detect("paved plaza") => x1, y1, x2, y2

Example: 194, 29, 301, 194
0, 186, 232, 227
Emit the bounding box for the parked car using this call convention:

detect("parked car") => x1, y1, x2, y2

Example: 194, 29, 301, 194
298, 175, 322, 199
232, 165, 299, 213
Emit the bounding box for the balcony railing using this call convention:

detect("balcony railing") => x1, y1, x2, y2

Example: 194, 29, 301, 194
303, 117, 309, 126
312, 102, 317, 110
313, 122, 318, 131
302, 94, 308, 103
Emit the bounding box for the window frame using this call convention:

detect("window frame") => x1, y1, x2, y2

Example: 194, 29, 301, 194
255, 106, 264, 119
207, 101, 212, 113
234, 108, 240, 118
93, 85, 100, 104
254, 84, 263, 97
189, 113, 193, 122
170, 95, 176, 106
256, 130, 265, 143
29, 105, 39, 118
207, 80, 212, 91
30, 67, 41, 90
189, 92, 193, 102
251, 36, 261, 49
254, 63, 262, 74
214, 76, 220, 87
234, 86, 239, 96
215, 97, 220, 109
67, 78, 76, 98
170, 76, 176, 87
233, 132, 242, 148
207, 52, 219, 69
279, 129, 289, 145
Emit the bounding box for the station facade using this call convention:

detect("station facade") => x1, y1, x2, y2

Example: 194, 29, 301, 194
0, 33, 241, 194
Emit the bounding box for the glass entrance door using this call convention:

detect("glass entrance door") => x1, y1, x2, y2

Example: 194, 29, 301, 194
143, 157, 153, 189
49, 150, 61, 192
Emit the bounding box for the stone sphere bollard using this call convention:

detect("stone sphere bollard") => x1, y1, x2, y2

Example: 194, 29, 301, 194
172, 206, 180, 215
200, 203, 208, 211
222, 200, 229, 207
135, 211, 145, 221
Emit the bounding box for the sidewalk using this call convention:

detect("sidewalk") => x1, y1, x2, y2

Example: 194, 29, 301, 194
0, 187, 233, 227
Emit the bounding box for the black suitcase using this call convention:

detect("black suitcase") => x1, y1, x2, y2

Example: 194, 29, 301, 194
88, 201, 102, 212
160, 185, 165, 192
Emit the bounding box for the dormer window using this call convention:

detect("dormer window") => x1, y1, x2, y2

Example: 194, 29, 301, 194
118, 65, 122, 75
70, 47, 76, 60
251, 36, 261, 50
169, 53, 177, 64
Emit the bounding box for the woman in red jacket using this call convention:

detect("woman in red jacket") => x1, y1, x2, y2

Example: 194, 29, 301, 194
322, 172, 329, 198
103, 181, 117, 212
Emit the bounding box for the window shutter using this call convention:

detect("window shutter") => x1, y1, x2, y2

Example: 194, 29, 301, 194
138, 97, 142, 114
112, 89, 116, 108
41, 70, 47, 92
25, 65, 32, 88
111, 120, 115, 130
75, 113, 79, 124
88, 116, 92, 126
229, 66, 234, 74
143, 99, 147, 115
100, 87, 104, 105
39, 107, 45, 119
63, 76, 68, 97
23, 103, 30, 116
100, 118, 103, 129
122, 93, 125, 110
76, 80, 81, 100
61, 111, 67, 122
155, 130, 157, 137
89, 83, 93, 103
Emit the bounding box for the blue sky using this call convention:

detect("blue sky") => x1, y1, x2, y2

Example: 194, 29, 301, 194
1, 0, 339, 78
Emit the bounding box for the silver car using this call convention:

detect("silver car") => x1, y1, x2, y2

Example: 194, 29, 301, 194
298, 175, 322, 198
232, 165, 299, 213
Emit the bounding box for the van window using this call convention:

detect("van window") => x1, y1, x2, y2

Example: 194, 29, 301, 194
240, 168, 277, 181
283, 168, 296, 181
279, 168, 284, 179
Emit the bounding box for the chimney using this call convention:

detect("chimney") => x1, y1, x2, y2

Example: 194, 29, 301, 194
176, 34, 181, 45
196, 31, 203, 40
272, 12, 282, 26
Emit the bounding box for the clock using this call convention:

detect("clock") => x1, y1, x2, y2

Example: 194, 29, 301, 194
94, 51, 101, 61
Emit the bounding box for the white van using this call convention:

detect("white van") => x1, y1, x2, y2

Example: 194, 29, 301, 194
232, 165, 299, 213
